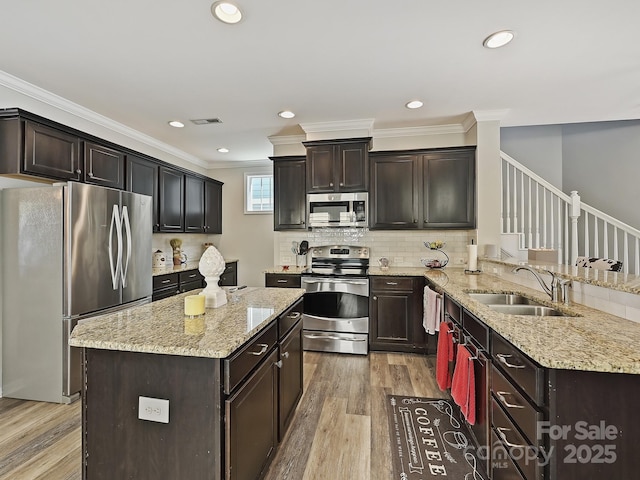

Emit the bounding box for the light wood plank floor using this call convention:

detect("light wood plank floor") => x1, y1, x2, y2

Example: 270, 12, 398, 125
0, 352, 445, 480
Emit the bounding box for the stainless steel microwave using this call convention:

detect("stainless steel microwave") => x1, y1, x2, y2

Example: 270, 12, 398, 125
307, 192, 368, 228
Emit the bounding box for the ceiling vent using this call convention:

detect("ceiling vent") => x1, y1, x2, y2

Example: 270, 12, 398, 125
190, 118, 223, 125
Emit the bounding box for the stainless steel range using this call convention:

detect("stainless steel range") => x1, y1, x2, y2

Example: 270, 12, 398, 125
301, 245, 369, 355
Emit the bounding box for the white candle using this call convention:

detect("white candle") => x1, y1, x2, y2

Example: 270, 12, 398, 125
184, 295, 205, 316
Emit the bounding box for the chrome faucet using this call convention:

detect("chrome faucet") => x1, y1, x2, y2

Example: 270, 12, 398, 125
512, 266, 571, 305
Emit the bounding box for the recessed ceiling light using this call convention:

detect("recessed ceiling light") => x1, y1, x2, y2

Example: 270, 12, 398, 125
483, 30, 515, 49
211, 2, 243, 24
168, 120, 185, 128
405, 100, 423, 109
217, 147, 229, 153
278, 110, 296, 119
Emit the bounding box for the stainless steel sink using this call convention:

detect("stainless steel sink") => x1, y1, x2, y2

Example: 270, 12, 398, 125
466, 292, 575, 316
484, 304, 566, 316
467, 293, 544, 306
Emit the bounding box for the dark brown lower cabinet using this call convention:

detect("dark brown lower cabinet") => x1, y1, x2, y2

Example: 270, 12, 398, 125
226, 349, 279, 480
278, 320, 303, 440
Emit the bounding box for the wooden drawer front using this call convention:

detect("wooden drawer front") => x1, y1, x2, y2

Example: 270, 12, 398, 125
152, 287, 178, 302
492, 364, 543, 445
153, 273, 179, 290
463, 310, 489, 351
223, 262, 237, 275
180, 279, 202, 293
492, 332, 544, 406
265, 274, 301, 288
179, 270, 203, 284
490, 430, 527, 480
224, 322, 278, 395
492, 398, 544, 480
370, 276, 416, 291
278, 298, 303, 339
444, 295, 462, 326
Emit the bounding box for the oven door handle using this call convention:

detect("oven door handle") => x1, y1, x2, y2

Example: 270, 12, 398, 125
302, 278, 368, 286
303, 333, 367, 342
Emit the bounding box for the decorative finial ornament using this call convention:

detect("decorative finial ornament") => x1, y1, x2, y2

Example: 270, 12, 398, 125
198, 246, 227, 308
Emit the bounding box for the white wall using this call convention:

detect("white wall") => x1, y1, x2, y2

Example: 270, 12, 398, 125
209, 165, 275, 287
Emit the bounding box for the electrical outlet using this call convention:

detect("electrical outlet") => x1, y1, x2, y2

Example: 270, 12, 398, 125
138, 396, 169, 423
456, 258, 466, 265
282, 255, 292, 264
393, 257, 403, 264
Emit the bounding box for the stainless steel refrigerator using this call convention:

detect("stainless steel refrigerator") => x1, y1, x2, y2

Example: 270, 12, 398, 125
2, 182, 152, 403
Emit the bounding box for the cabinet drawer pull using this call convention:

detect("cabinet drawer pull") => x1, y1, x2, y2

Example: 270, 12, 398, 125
161, 279, 171, 284
275, 360, 283, 369
385, 281, 398, 285
249, 344, 269, 356
496, 353, 525, 369
303, 333, 366, 342
496, 391, 525, 409
287, 312, 301, 320
75, 169, 82, 174
188, 274, 197, 278
277, 279, 288, 283
496, 427, 526, 448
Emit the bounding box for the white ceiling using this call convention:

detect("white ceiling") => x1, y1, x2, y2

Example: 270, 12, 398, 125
2, 0, 639, 167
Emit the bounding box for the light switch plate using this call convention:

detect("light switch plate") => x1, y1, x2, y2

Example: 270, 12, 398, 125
138, 396, 169, 423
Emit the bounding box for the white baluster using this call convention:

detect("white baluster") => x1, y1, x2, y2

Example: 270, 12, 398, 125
564, 202, 570, 265
635, 237, 639, 276
594, 217, 599, 258
535, 183, 540, 248
520, 171, 525, 248
624, 232, 629, 274
500, 158, 505, 233
505, 163, 511, 233
528, 177, 533, 248
603, 222, 609, 260
613, 227, 619, 264
512, 167, 518, 243
584, 212, 590, 258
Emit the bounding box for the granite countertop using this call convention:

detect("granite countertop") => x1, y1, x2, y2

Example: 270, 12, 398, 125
69, 287, 304, 358
423, 268, 640, 375
264, 266, 310, 275
368, 266, 430, 276
153, 259, 238, 277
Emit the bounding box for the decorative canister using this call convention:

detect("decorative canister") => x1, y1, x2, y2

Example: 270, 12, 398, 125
152, 250, 166, 268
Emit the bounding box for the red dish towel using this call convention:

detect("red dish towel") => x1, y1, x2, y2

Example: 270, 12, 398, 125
451, 344, 476, 425
436, 322, 454, 391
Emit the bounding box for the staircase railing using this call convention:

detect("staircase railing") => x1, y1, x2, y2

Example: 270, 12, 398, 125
501, 151, 640, 275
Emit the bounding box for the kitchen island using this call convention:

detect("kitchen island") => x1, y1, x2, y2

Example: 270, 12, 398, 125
69, 287, 304, 480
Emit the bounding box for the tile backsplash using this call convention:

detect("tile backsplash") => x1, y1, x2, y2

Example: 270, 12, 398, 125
275, 229, 477, 268
152, 234, 220, 266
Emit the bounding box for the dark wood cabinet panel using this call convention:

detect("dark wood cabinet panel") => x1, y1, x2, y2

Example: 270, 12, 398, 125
304, 138, 369, 193
83, 141, 125, 189
265, 273, 301, 288
219, 261, 238, 287
225, 348, 278, 480
278, 320, 303, 440
158, 166, 185, 232
126, 154, 159, 231
205, 180, 223, 234
422, 149, 476, 228
184, 175, 205, 233
369, 154, 420, 229
23, 120, 82, 181
272, 156, 307, 231
369, 276, 426, 353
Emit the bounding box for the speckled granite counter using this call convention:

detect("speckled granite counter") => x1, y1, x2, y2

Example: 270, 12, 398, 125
368, 266, 430, 276
69, 287, 304, 358
152, 259, 238, 277
263, 266, 310, 275
423, 268, 640, 374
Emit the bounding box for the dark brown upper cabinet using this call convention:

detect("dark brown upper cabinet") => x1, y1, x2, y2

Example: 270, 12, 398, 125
184, 175, 205, 233
369, 153, 420, 229
204, 179, 223, 234
158, 166, 185, 232
83, 141, 125, 189
125, 154, 159, 232
422, 149, 476, 229
303, 138, 370, 193
369, 146, 476, 230
271, 156, 307, 231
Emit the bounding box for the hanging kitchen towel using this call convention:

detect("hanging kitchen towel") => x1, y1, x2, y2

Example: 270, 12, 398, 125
436, 322, 454, 391
451, 344, 476, 425
422, 286, 441, 334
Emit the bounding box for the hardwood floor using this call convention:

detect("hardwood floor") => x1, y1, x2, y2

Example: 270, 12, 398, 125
0, 352, 445, 480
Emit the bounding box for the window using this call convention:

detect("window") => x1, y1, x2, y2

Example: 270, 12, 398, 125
244, 173, 273, 213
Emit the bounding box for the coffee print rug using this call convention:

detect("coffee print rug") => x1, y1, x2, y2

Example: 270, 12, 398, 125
386, 396, 486, 479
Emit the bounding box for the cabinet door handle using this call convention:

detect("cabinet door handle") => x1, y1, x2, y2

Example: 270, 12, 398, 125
161, 279, 171, 284
287, 312, 301, 320
75, 169, 82, 174
188, 274, 197, 278
385, 281, 398, 285
329, 182, 334, 187
88, 172, 94, 178
282, 351, 290, 359
275, 360, 283, 369
339, 182, 343, 186
496, 391, 525, 409
277, 279, 288, 283
249, 344, 269, 356
496, 427, 526, 448
496, 353, 525, 369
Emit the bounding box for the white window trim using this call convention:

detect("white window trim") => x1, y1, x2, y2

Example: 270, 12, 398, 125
244, 172, 273, 214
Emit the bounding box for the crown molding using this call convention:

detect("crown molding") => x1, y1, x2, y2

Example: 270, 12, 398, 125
267, 134, 306, 146
0, 70, 208, 169
300, 118, 375, 135
207, 159, 272, 170
373, 123, 466, 138
472, 109, 510, 123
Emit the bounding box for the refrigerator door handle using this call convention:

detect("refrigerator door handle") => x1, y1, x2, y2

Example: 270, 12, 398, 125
108, 204, 123, 290
120, 205, 132, 288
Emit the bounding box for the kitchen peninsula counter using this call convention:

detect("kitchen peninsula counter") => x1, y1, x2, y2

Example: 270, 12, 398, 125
69, 287, 303, 357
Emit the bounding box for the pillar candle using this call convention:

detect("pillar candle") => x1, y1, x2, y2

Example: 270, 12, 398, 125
184, 294, 206, 316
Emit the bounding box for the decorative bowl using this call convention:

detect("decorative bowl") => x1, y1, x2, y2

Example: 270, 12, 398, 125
424, 241, 446, 250
421, 258, 448, 269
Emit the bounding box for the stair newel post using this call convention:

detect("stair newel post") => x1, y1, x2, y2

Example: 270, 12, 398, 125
570, 191, 581, 265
